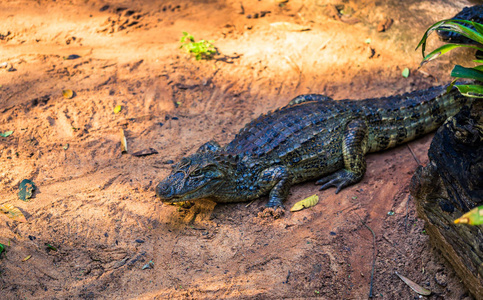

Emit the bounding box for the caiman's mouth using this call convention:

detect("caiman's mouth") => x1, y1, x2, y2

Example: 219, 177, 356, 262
156, 179, 222, 203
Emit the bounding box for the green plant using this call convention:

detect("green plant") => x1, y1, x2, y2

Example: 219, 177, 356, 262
417, 18, 483, 98
179, 32, 216, 60
454, 205, 483, 225
418, 19, 483, 226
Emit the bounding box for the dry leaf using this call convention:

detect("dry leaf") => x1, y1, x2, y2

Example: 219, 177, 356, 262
290, 194, 319, 212
120, 129, 128, 153
395, 271, 431, 296
114, 105, 122, 114
22, 255, 32, 262
270, 22, 310, 31
0, 203, 27, 222
62, 89, 74, 99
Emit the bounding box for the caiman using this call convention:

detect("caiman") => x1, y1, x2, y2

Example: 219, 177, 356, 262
156, 85, 472, 208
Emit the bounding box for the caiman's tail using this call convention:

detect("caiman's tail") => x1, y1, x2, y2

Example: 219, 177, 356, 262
360, 85, 472, 153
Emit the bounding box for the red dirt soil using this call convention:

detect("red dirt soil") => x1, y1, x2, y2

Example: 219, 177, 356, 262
0, 0, 477, 299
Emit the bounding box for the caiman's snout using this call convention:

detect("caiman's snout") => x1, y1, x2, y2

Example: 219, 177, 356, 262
155, 181, 175, 201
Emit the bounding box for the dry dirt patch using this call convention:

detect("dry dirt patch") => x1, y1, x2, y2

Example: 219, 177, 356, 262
0, 0, 476, 299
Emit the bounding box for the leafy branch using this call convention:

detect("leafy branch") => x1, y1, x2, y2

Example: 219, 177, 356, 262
179, 32, 217, 61
416, 19, 483, 98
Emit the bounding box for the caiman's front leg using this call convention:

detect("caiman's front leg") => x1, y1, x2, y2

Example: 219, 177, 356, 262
316, 119, 368, 193
259, 166, 293, 208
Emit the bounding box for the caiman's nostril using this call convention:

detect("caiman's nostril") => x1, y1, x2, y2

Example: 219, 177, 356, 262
156, 182, 173, 199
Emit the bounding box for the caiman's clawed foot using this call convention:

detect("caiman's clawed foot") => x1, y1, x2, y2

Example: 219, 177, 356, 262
258, 206, 285, 219
316, 169, 361, 194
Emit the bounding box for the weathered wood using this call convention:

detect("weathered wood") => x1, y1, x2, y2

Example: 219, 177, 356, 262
410, 101, 483, 299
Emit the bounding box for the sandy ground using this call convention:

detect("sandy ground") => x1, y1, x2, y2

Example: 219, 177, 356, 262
0, 0, 479, 299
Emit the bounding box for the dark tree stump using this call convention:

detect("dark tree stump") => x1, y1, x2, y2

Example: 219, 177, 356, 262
410, 101, 483, 299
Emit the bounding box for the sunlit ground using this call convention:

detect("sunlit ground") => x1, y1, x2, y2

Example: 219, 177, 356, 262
0, 0, 474, 298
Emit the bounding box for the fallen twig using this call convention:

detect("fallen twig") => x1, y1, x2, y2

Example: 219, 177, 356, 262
245, 199, 256, 207
406, 143, 421, 166
356, 213, 376, 298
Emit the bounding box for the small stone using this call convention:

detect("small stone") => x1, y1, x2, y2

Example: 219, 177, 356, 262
434, 271, 448, 287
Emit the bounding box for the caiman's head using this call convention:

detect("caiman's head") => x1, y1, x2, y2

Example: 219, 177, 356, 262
156, 141, 234, 203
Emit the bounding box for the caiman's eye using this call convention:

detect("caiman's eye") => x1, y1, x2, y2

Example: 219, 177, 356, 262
190, 169, 203, 177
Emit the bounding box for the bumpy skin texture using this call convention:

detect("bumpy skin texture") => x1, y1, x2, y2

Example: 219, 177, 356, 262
156, 86, 471, 208
437, 5, 483, 44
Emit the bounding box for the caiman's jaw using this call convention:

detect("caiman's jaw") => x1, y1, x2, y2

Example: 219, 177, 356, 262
156, 178, 223, 203
155, 152, 230, 203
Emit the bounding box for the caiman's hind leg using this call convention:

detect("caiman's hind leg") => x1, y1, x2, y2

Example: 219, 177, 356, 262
316, 119, 368, 193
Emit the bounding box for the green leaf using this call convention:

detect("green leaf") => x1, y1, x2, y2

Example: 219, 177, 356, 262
416, 19, 483, 57
0, 244, 4, 256
18, 179, 36, 201
421, 44, 483, 65
45, 243, 57, 251
0, 130, 13, 137
446, 79, 459, 94
437, 20, 483, 45
472, 21, 483, 36
402, 68, 410, 78
454, 205, 483, 225
179, 32, 216, 60
451, 64, 483, 81
445, 19, 483, 39
416, 19, 447, 57
454, 84, 483, 98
